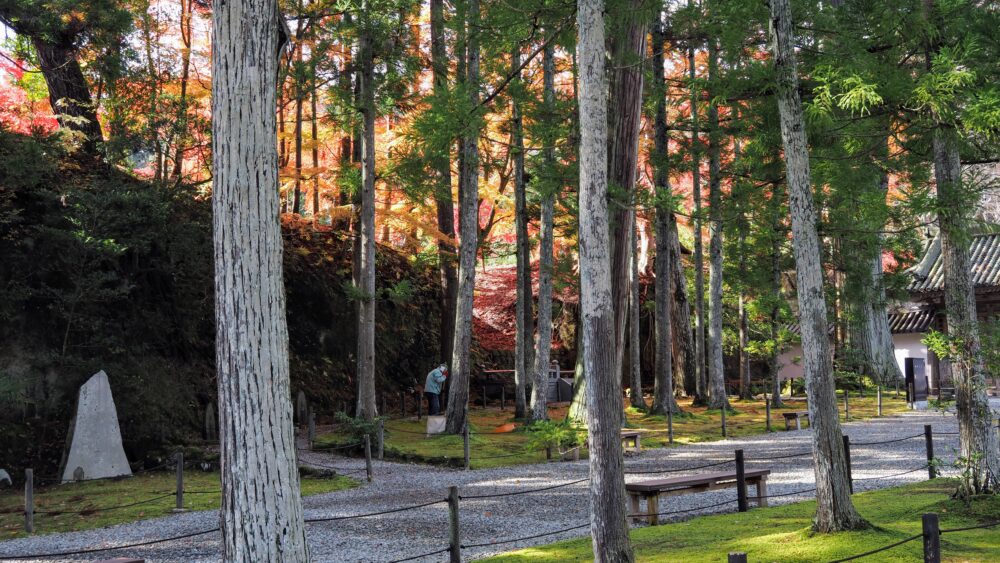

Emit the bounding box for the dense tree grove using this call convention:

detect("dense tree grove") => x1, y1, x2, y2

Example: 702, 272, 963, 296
2, 0, 1000, 555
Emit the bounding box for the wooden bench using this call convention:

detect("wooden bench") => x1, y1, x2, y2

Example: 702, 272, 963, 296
938, 387, 955, 401
621, 430, 642, 452
626, 469, 771, 525
782, 411, 809, 430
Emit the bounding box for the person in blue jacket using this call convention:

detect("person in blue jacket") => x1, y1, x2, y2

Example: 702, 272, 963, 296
424, 364, 448, 415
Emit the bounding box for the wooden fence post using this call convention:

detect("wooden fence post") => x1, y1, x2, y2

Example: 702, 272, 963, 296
378, 419, 385, 461
842, 435, 853, 494
667, 408, 674, 444
400, 391, 406, 418
501, 386, 505, 411
721, 406, 728, 438
24, 468, 33, 534
482, 385, 487, 409
307, 410, 316, 451
417, 391, 423, 421
877, 386, 882, 417
844, 390, 850, 421
922, 513, 940, 563
463, 423, 471, 470
364, 434, 373, 483
173, 451, 187, 511
448, 486, 461, 563
765, 396, 772, 432
735, 449, 748, 512
728, 553, 748, 563
925, 425, 936, 479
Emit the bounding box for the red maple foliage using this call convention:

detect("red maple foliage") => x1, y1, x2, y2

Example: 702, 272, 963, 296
0, 59, 58, 135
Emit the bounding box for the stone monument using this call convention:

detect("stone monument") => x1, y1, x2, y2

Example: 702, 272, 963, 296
59, 371, 132, 483
296, 390, 307, 424
204, 402, 218, 442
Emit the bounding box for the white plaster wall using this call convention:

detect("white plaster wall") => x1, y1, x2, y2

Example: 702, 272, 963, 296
776, 333, 931, 383
893, 332, 934, 386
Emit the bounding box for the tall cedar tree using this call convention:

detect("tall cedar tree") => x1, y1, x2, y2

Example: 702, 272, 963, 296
650, 8, 681, 416
446, 0, 481, 434
430, 0, 459, 368
211, 1, 309, 557
512, 45, 532, 419
768, 0, 866, 532
577, 0, 635, 557
356, 1, 378, 421
922, 0, 1000, 493
706, 34, 729, 410
0, 1, 124, 152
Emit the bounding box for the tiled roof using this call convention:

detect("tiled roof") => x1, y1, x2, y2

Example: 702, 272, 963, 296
887, 308, 933, 334
909, 234, 1000, 294
785, 306, 932, 336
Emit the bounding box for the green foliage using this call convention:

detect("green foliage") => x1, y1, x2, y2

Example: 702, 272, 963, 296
333, 411, 385, 443
923, 329, 958, 361
979, 320, 1000, 376
526, 419, 581, 451
0, 131, 444, 475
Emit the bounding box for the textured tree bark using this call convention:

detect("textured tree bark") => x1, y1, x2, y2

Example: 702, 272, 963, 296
577, 0, 635, 557
650, 14, 680, 416
531, 41, 557, 422
769, 0, 865, 532
706, 39, 729, 411
355, 5, 378, 421
670, 214, 696, 397
629, 209, 646, 409
446, 0, 481, 434
32, 40, 103, 153
932, 130, 1000, 494
852, 162, 903, 387
311, 88, 320, 215
607, 3, 648, 383
769, 229, 785, 407
171, 0, 194, 180
738, 227, 752, 400
211, 2, 309, 559
512, 46, 532, 419
293, 32, 305, 215
688, 39, 707, 406
430, 0, 459, 367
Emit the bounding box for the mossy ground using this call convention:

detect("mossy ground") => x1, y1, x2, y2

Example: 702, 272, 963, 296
482, 479, 1000, 562
0, 471, 356, 539
313, 393, 910, 468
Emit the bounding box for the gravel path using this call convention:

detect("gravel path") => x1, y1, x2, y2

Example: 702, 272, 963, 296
0, 406, 988, 563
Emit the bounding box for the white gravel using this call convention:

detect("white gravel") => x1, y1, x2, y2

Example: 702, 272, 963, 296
0, 404, 991, 563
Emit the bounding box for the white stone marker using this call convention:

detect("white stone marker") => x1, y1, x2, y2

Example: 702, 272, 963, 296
60, 371, 132, 483
426, 415, 447, 437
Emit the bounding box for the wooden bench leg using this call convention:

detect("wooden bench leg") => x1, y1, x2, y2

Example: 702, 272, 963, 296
635, 434, 641, 452
756, 478, 768, 508
648, 493, 660, 526
630, 493, 642, 524
795, 416, 801, 431
785, 418, 791, 431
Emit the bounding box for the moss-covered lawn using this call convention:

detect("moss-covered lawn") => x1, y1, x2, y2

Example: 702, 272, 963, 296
0, 471, 356, 539
313, 394, 909, 468
482, 479, 1000, 562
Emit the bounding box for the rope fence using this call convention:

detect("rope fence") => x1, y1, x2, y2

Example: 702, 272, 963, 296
459, 477, 588, 500
4, 423, 985, 563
